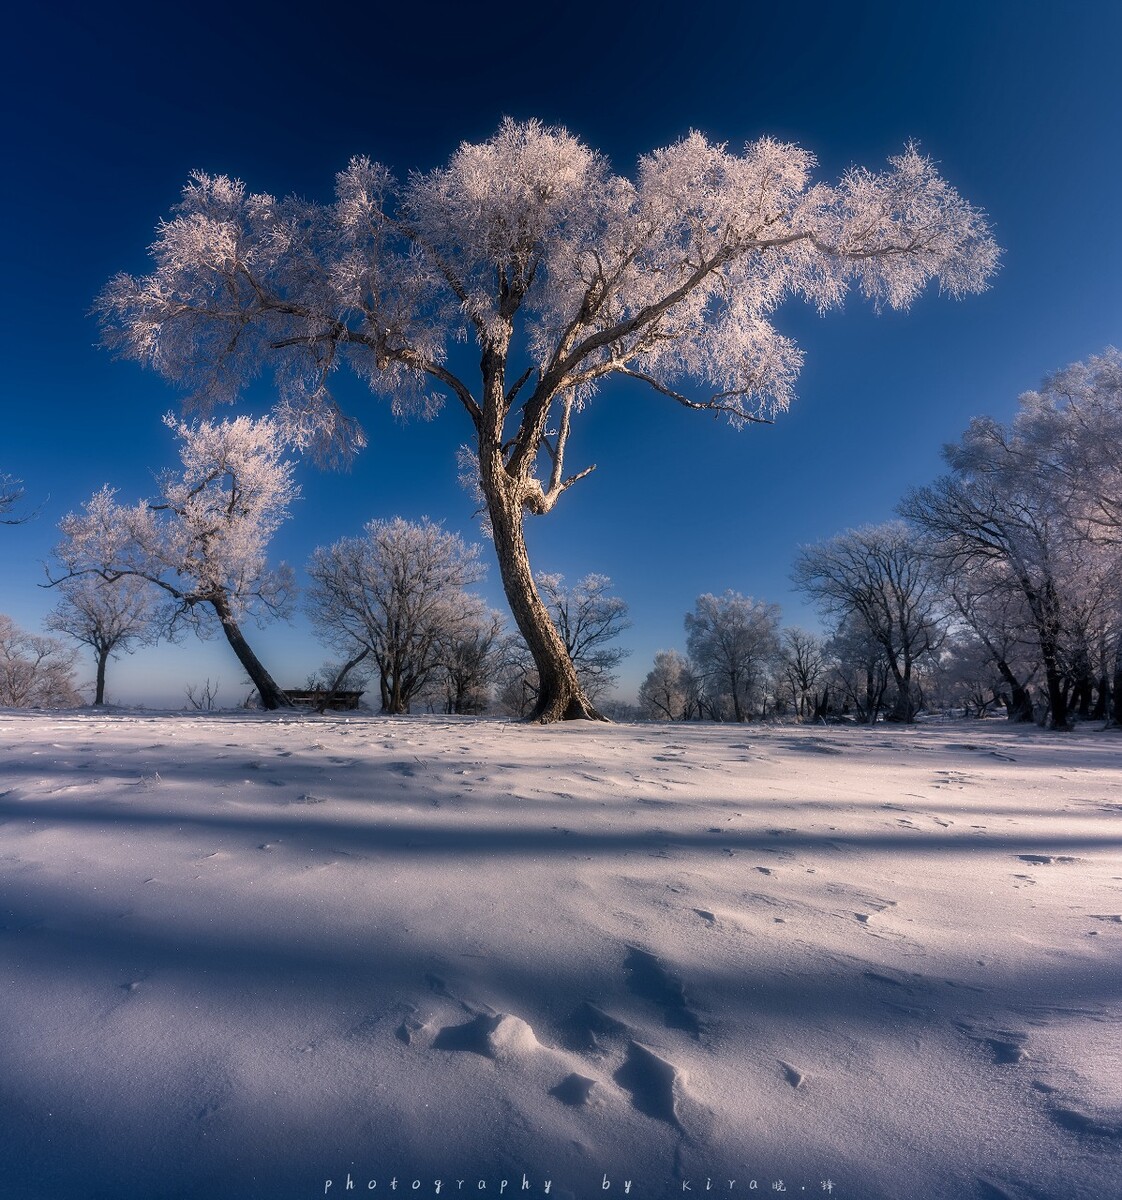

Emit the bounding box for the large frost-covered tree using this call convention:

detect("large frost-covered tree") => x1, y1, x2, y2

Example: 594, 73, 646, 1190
52, 416, 298, 709
97, 119, 998, 722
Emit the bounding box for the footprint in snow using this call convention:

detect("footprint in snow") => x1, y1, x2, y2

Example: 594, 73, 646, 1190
562, 1001, 632, 1053
432, 1013, 540, 1062
613, 1041, 686, 1129
1016, 854, 1083, 866
550, 1073, 598, 1107
1049, 1107, 1122, 1139
780, 1061, 807, 1089
957, 1024, 1029, 1064
623, 945, 703, 1038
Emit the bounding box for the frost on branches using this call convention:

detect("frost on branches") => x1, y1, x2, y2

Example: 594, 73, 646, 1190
97, 119, 998, 722
305, 517, 486, 716
45, 575, 160, 705
53, 415, 298, 709
902, 349, 1122, 729
0, 615, 82, 709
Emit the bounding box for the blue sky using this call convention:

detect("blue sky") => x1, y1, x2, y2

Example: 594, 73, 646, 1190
1, 0, 1119, 707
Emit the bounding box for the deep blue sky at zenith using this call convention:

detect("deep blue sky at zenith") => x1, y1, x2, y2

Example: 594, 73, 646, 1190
1, 0, 1120, 707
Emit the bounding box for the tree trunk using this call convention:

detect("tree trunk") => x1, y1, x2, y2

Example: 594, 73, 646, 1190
210, 591, 292, 710
1039, 636, 1070, 731
94, 643, 109, 705
315, 647, 370, 714
1028, 579, 1070, 731
1108, 640, 1122, 728
994, 658, 1035, 723
885, 654, 918, 723
481, 464, 605, 723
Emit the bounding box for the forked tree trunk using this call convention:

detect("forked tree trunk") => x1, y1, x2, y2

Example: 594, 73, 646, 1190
210, 591, 292, 710
482, 464, 605, 723
994, 658, 1035, 723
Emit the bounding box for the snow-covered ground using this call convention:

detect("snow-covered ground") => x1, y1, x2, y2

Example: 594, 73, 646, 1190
1, 712, 1120, 1200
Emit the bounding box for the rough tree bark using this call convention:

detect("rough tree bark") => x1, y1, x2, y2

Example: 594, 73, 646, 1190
994, 658, 1035, 723
482, 455, 604, 722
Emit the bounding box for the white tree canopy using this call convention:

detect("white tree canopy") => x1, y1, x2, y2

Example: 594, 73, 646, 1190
99, 120, 998, 464
53, 415, 298, 708
97, 119, 998, 722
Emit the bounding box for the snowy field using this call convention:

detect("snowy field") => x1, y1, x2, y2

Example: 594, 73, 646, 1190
1, 711, 1120, 1200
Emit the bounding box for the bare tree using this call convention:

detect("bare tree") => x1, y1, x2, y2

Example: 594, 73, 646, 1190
184, 678, 220, 711
793, 522, 941, 722
938, 569, 1038, 722
825, 615, 891, 724
778, 627, 828, 721
902, 434, 1089, 729
51, 415, 298, 709
0, 615, 82, 708
97, 119, 997, 722
638, 649, 701, 721
685, 592, 781, 722
434, 604, 505, 715
44, 575, 159, 704
539, 573, 631, 699
306, 517, 485, 715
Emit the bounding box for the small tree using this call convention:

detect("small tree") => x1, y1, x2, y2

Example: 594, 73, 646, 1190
52, 415, 298, 709
793, 522, 941, 722
45, 575, 159, 705
825, 615, 892, 724
97, 120, 997, 722
306, 517, 485, 715
498, 573, 631, 713
434, 604, 505, 715
778, 627, 828, 721
685, 592, 781, 722
539, 573, 631, 699
0, 615, 82, 708
638, 649, 701, 721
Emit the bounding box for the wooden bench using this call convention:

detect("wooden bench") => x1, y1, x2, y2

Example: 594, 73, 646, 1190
284, 689, 365, 711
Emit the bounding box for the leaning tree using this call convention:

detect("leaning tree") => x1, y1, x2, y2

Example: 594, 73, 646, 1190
53, 415, 298, 709
97, 119, 998, 721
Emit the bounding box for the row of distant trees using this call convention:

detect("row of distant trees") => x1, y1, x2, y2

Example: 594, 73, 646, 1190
2, 413, 631, 714
637, 350, 1122, 730
4, 349, 1119, 726
6, 120, 1001, 721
